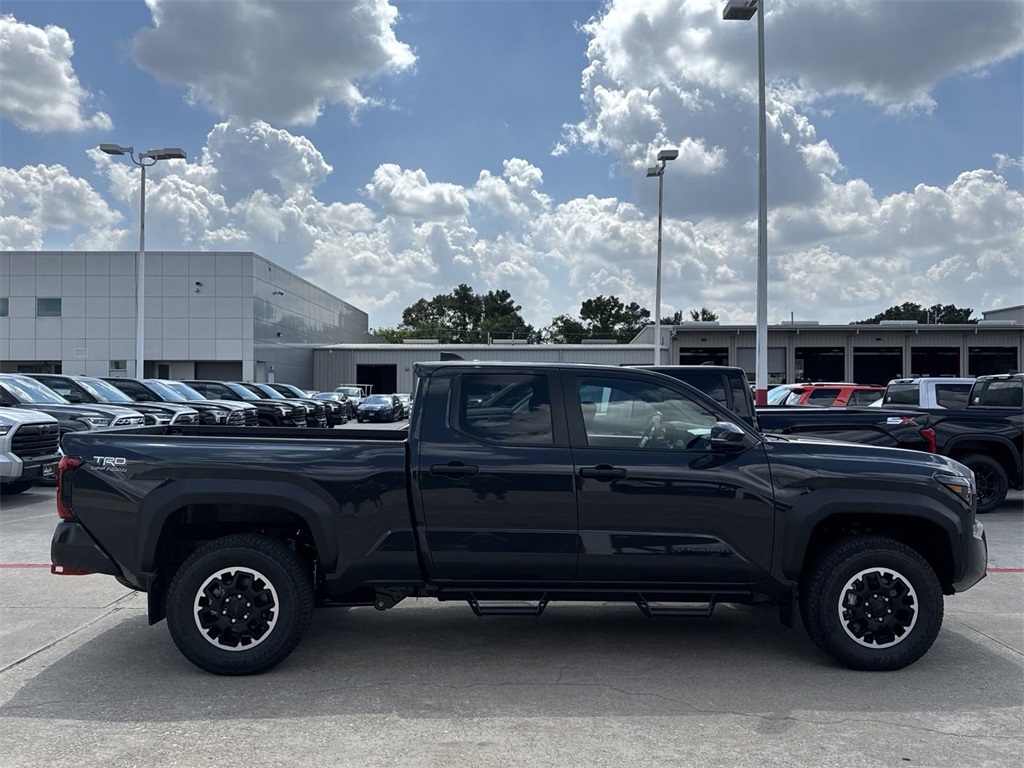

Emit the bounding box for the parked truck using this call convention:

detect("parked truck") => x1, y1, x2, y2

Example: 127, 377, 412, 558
52, 362, 986, 675
0, 409, 61, 495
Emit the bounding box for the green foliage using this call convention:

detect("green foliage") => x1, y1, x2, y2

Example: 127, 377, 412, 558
858, 302, 976, 324
660, 307, 719, 324
546, 295, 652, 343
396, 284, 534, 343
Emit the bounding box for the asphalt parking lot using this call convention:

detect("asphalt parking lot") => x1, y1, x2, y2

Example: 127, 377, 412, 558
0, 426, 1020, 767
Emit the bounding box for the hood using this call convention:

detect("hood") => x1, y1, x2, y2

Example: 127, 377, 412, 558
12, 402, 140, 419
0, 408, 59, 427
764, 433, 969, 475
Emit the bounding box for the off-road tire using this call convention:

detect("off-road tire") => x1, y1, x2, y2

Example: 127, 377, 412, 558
800, 535, 943, 671
958, 454, 1008, 514
166, 534, 314, 675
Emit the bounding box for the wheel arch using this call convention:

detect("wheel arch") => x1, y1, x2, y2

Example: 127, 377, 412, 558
781, 490, 963, 593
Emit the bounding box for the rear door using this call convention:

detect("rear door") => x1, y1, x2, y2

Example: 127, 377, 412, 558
565, 370, 776, 585
415, 368, 578, 581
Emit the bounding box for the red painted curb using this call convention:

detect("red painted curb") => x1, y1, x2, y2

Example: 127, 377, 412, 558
0, 563, 50, 569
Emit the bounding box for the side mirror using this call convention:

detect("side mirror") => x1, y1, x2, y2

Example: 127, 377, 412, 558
710, 421, 747, 454
134, 393, 152, 402
65, 391, 83, 403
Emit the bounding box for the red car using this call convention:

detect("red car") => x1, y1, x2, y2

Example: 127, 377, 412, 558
776, 384, 885, 407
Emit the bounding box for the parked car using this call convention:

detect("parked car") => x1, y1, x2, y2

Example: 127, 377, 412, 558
234, 382, 328, 428
103, 378, 246, 427
630, 365, 757, 428
0, 373, 146, 436
777, 384, 886, 407
26, 374, 200, 426
183, 380, 307, 428
0, 409, 60, 495
52, 361, 987, 675
155, 380, 258, 426
334, 385, 368, 411
267, 384, 347, 426
311, 391, 353, 422
356, 393, 401, 423
765, 382, 861, 406
881, 378, 975, 409
395, 394, 412, 419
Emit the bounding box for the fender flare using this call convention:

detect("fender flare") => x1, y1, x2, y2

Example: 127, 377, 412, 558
137, 478, 341, 575
780, 488, 964, 582
943, 435, 1021, 473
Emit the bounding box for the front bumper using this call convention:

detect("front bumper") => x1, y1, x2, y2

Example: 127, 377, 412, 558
953, 521, 988, 593
51, 521, 121, 577
0, 451, 60, 482
358, 410, 394, 422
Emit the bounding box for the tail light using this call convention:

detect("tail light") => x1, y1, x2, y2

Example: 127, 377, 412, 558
919, 428, 937, 454
56, 456, 83, 520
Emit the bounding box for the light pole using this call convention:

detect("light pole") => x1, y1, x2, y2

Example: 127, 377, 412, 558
99, 144, 186, 379
723, 0, 769, 404
647, 148, 679, 365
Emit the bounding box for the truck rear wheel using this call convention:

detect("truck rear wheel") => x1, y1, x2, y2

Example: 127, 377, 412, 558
166, 534, 314, 675
958, 454, 1008, 514
800, 535, 943, 671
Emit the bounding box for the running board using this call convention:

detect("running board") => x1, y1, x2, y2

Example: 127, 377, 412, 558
636, 595, 716, 618
468, 593, 549, 617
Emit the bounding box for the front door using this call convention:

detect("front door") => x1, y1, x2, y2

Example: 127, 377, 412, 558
416, 369, 578, 581
565, 371, 776, 585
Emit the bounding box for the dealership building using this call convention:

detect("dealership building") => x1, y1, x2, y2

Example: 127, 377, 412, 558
0, 251, 371, 388
1, 249, 1020, 393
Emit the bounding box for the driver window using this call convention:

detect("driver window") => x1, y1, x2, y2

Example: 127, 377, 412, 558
576, 376, 719, 450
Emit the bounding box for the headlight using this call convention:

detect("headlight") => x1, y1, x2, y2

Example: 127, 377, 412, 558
936, 473, 973, 506
0, 425, 9, 436
209, 410, 228, 421
275, 405, 292, 414
83, 416, 112, 427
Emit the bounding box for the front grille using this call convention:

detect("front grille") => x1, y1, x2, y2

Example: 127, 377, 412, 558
113, 416, 147, 427
12, 424, 60, 459
227, 410, 245, 425
173, 412, 199, 425
244, 409, 258, 426
290, 405, 307, 421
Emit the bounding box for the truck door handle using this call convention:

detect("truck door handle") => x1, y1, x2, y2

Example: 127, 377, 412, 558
578, 465, 627, 480
430, 462, 480, 478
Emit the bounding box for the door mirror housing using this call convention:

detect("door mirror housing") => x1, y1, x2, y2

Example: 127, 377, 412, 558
710, 421, 747, 454
134, 392, 152, 402
64, 391, 83, 403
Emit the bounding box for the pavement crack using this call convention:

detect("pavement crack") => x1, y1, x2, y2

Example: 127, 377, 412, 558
947, 616, 1024, 658
0, 606, 130, 676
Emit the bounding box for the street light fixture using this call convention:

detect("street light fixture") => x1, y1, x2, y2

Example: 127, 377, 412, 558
99, 143, 187, 378
646, 148, 678, 365
723, 0, 769, 404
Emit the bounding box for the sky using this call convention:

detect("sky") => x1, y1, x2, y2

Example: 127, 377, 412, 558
1, 0, 1022, 330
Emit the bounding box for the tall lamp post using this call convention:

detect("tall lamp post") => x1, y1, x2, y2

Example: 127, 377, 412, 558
99, 144, 186, 379
723, 0, 769, 404
647, 148, 679, 365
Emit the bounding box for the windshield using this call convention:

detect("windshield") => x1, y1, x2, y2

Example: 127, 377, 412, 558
313, 392, 340, 401
275, 384, 306, 397
364, 395, 391, 404
337, 387, 363, 397
884, 383, 920, 406
160, 381, 208, 401
246, 383, 286, 399
0, 376, 69, 405
141, 379, 188, 402
77, 377, 135, 403
224, 383, 260, 400
766, 386, 793, 405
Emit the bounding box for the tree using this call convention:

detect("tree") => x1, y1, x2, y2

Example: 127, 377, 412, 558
660, 307, 719, 324
372, 327, 413, 343
396, 285, 534, 343
859, 302, 976, 324
545, 295, 652, 343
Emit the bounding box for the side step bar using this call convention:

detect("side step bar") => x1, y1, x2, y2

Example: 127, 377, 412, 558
468, 593, 549, 617
636, 595, 716, 618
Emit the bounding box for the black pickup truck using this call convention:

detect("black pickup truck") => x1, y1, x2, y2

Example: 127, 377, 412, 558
756, 382, 1023, 514
52, 362, 986, 676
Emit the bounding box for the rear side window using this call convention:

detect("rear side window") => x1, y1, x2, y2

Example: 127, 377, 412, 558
456, 374, 553, 445
971, 380, 1023, 408
804, 388, 840, 406
884, 383, 919, 405
847, 390, 882, 406
934, 384, 970, 409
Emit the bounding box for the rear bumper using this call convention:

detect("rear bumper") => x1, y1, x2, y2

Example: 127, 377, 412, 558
953, 521, 988, 593
51, 521, 121, 577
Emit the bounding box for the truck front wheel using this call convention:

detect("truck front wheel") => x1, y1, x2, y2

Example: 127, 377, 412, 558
166, 534, 314, 675
800, 535, 943, 671
957, 454, 1008, 514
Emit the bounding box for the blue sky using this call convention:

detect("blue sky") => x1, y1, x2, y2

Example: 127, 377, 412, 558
2, 0, 1022, 327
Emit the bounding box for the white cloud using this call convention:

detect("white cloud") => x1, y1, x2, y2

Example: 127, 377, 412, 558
0, 164, 123, 250
0, 15, 112, 132
994, 153, 1024, 174
131, 0, 415, 126
365, 164, 469, 221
